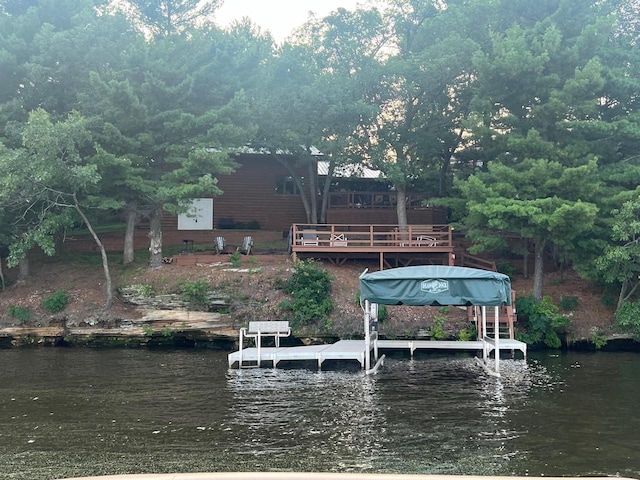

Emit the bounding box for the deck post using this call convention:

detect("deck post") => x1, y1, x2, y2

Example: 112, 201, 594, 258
238, 328, 244, 368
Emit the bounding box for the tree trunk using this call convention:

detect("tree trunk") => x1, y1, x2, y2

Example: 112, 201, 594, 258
319, 159, 335, 223
0, 258, 4, 290
123, 204, 139, 265
532, 238, 547, 301
396, 183, 408, 229
73, 196, 113, 310
275, 155, 313, 223
439, 157, 450, 197
149, 205, 163, 269
307, 160, 318, 224
617, 279, 628, 311
18, 257, 29, 281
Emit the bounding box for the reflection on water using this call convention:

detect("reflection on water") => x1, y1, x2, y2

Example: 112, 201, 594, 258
0, 349, 638, 480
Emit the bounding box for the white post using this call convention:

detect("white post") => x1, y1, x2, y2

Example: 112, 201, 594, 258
238, 329, 244, 368
482, 306, 487, 363
257, 331, 261, 368
494, 306, 500, 374
364, 300, 371, 370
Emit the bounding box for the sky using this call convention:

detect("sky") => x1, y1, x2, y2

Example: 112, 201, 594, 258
215, 0, 364, 43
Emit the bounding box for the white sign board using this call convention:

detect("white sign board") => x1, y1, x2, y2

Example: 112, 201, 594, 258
177, 198, 213, 230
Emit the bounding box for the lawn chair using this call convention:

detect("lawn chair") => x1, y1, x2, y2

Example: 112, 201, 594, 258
240, 236, 253, 255
330, 233, 348, 247
215, 236, 226, 254
416, 235, 437, 247
301, 231, 318, 246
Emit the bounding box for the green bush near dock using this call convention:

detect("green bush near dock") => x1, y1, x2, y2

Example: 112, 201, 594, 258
515, 295, 571, 348
281, 259, 333, 329
42, 290, 69, 313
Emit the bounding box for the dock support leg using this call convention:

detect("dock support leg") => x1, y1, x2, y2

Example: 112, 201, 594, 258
482, 307, 487, 364
494, 306, 500, 375
256, 332, 261, 368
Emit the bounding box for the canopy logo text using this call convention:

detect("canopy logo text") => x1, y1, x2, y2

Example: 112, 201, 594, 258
421, 279, 449, 294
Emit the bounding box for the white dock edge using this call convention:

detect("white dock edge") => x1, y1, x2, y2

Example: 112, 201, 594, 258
58, 472, 637, 480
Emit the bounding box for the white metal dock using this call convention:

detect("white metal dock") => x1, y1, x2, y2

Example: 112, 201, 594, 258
227, 338, 527, 370
227, 339, 369, 369
377, 338, 526, 357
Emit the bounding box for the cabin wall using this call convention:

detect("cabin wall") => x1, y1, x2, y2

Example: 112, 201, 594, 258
326, 207, 446, 225
161, 155, 309, 232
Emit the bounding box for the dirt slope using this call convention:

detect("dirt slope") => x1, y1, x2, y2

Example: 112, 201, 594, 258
0, 251, 615, 342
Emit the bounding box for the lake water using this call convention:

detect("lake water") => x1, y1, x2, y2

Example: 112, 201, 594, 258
0, 348, 638, 480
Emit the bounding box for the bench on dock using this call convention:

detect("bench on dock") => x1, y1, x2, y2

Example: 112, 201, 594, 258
238, 321, 291, 368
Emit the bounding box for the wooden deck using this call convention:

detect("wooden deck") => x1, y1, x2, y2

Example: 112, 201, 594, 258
291, 224, 455, 269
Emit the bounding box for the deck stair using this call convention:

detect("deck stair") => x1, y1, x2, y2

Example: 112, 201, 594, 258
457, 252, 518, 340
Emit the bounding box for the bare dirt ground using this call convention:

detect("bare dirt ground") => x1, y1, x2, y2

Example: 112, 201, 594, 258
0, 248, 616, 342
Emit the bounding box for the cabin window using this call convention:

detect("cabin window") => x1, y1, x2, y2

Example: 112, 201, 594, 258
275, 176, 302, 196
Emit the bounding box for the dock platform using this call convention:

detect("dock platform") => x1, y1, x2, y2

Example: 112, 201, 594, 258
377, 338, 526, 357
228, 338, 527, 370
227, 340, 368, 369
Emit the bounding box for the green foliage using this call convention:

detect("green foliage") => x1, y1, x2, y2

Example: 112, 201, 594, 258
429, 314, 447, 340
180, 280, 210, 310
601, 293, 617, 309
42, 290, 69, 313
515, 295, 570, 348
596, 198, 640, 309
161, 328, 173, 337
8, 305, 31, 323
458, 323, 478, 341
142, 325, 154, 336
497, 261, 517, 278
377, 304, 388, 323
614, 301, 640, 338
229, 251, 241, 268
138, 284, 153, 297
559, 295, 579, 311
282, 260, 333, 328
273, 276, 287, 290
590, 329, 608, 350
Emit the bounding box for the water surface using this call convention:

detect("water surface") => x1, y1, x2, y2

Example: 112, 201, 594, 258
0, 348, 638, 479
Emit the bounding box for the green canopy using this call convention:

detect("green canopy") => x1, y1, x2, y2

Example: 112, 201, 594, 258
359, 265, 512, 307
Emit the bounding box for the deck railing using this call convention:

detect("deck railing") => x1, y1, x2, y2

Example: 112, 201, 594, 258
291, 224, 453, 250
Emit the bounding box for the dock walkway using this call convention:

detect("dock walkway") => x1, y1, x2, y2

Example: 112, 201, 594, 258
227, 340, 368, 369
228, 338, 527, 370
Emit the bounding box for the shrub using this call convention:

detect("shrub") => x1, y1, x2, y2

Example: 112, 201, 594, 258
181, 280, 210, 310
42, 290, 69, 313
283, 260, 333, 328
590, 329, 608, 350
429, 314, 447, 340
229, 251, 241, 268
8, 305, 31, 323
615, 300, 640, 338
515, 295, 570, 348
458, 322, 478, 341
377, 304, 388, 322
559, 295, 579, 311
